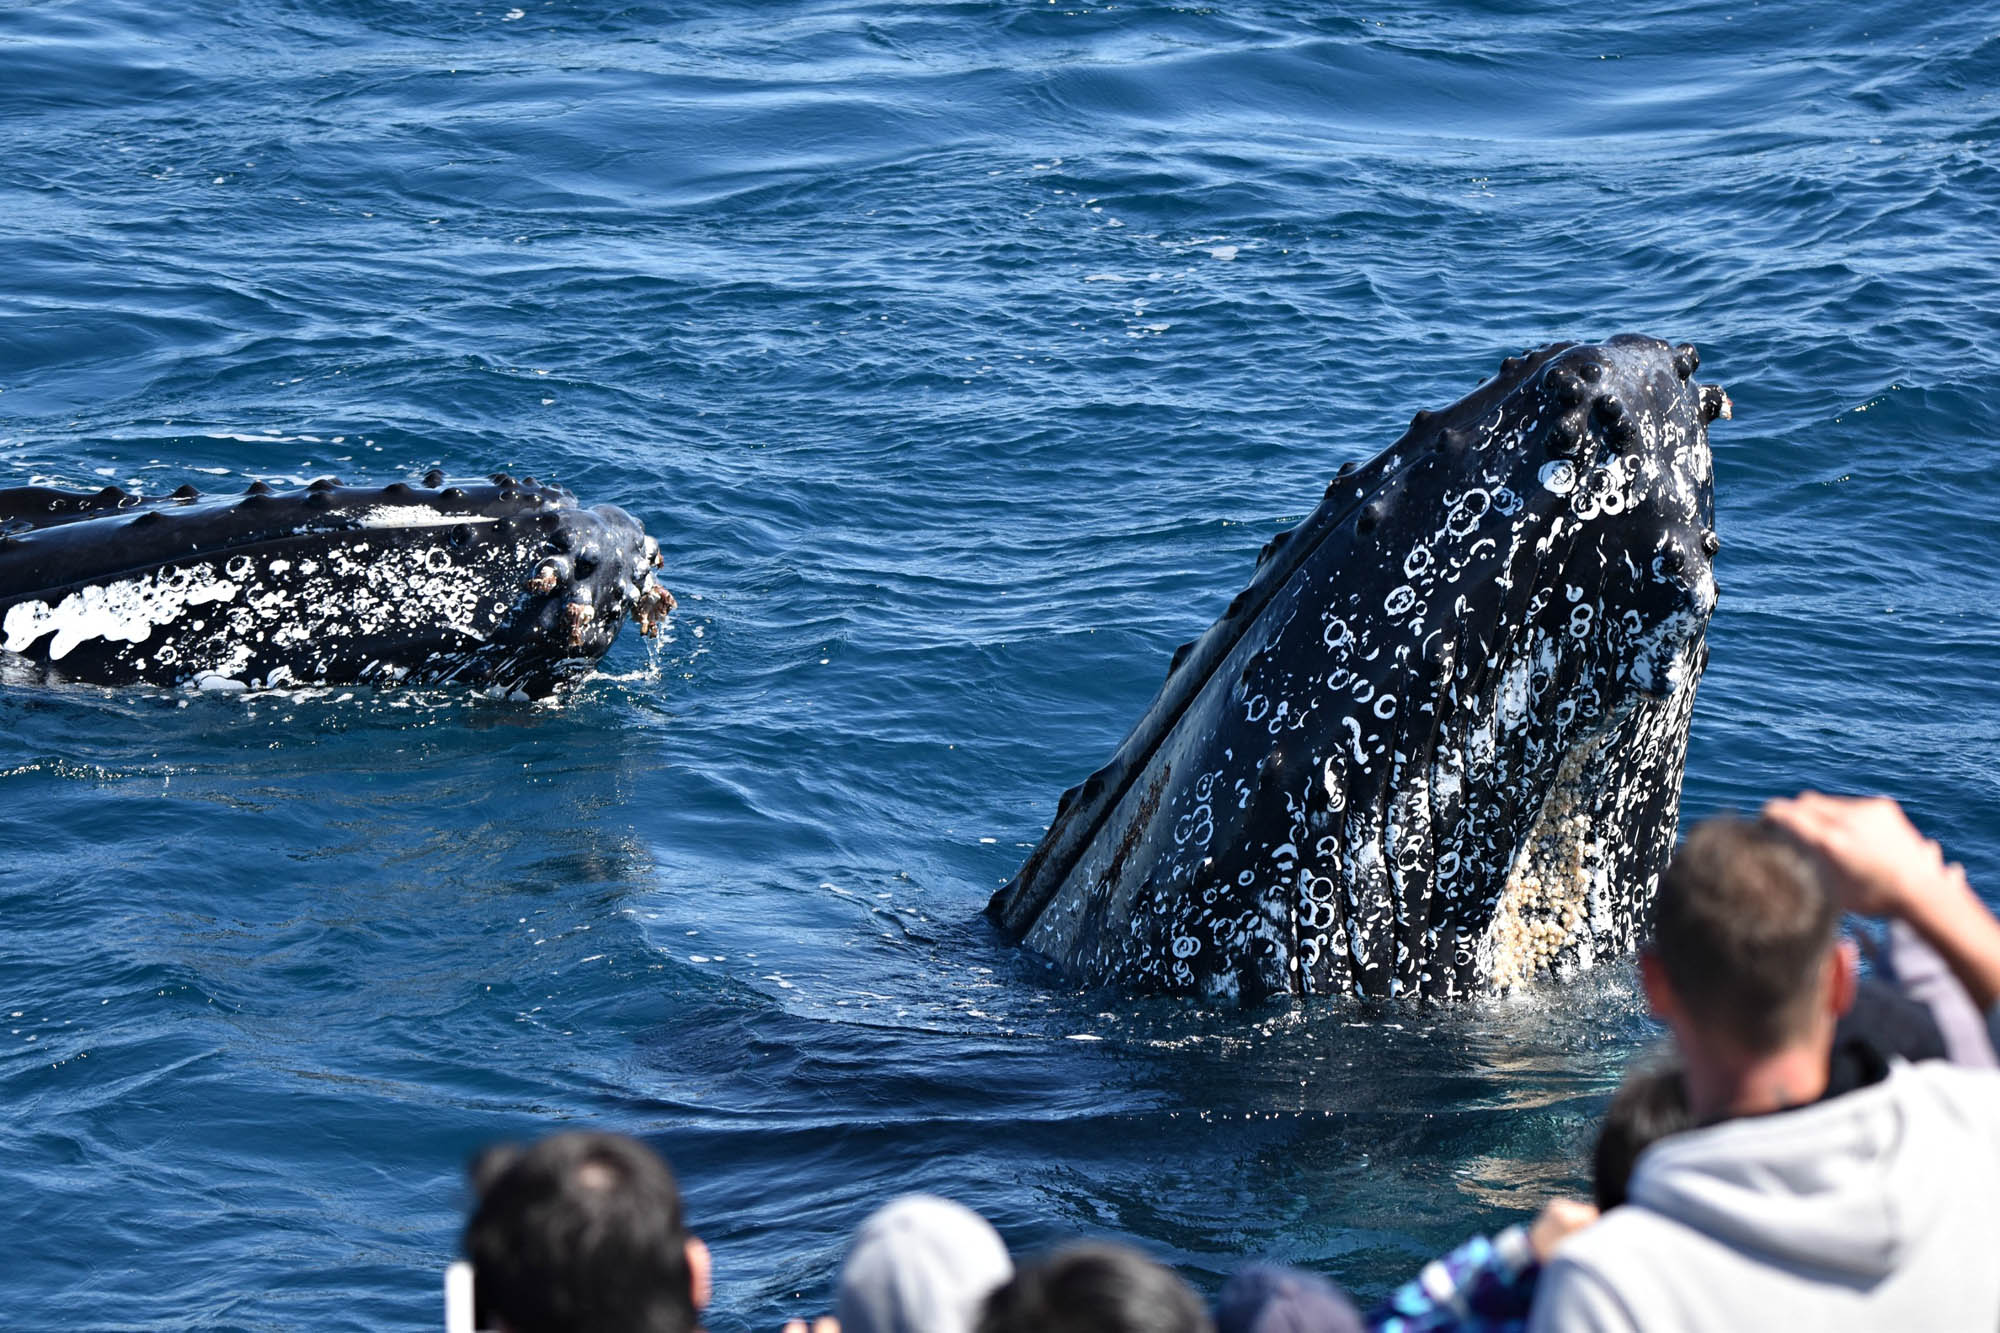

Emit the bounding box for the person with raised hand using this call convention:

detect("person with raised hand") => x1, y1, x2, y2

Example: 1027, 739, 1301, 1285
1529, 796, 2000, 1332
1763, 791, 2000, 1027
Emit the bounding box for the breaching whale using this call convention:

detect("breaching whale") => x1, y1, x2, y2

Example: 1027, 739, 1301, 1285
0, 474, 673, 697
989, 334, 1731, 1003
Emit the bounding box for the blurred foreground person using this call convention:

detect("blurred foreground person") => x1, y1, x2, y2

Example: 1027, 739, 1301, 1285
462, 1131, 710, 1333
979, 1242, 1214, 1333
1218, 1263, 1362, 1333
782, 1194, 1012, 1333
1530, 795, 2000, 1331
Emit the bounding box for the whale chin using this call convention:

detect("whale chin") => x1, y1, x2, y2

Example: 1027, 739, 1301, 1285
0, 475, 674, 698
990, 334, 1726, 1003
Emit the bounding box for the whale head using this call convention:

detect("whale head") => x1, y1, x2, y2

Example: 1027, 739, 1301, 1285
0, 473, 675, 697
990, 334, 1728, 1002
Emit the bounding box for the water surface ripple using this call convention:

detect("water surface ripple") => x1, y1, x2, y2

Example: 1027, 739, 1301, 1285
3, 2, 1997, 1328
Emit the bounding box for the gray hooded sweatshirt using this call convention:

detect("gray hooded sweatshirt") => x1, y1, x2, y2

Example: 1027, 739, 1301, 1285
1529, 1060, 2000, 1331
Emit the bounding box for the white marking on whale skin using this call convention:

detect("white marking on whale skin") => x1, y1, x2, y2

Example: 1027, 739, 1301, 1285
3, 570, 242, 659
1446, 488, 1490, 538
352, 507, 503, 530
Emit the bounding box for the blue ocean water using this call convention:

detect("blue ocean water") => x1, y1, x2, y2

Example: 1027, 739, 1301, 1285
2, 1, 1997, 1327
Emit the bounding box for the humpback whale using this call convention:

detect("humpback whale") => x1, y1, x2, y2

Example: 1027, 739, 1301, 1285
0, 474, 673, 697
989, 334, 1731, 1003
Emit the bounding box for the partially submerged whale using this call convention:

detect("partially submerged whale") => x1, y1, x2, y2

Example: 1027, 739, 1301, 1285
0, 474, 673, 697
989, 334, 1731, 1002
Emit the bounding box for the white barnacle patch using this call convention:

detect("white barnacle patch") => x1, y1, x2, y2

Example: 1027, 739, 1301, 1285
1322, 755, 1348, 811
1480, 727, 1615, 991
3, 567, 242, 659
1446, 488, 1490, 537
1498, 657, 1533, 726
353, 506, 500, 530
1538, 460, 1577, 495
1384, 585, 1417, 617
1340, 715, 1368, 766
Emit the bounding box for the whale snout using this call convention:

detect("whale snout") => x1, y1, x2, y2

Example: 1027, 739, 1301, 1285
539, 503, 675, 656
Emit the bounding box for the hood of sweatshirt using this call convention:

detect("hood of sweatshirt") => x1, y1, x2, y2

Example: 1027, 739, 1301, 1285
1626, 1061, 1968, 1280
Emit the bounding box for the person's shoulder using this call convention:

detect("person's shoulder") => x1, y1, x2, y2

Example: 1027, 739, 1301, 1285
1532, 1202, 1759, 1333
1894, 1057, 2000, 1119
1540, 1208, 1684, 1291
1545, 1202, 1681, 1270
1526, 1226, 1651, 1333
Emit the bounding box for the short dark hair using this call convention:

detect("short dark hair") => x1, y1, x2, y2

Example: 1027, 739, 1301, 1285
1648, 815, 1840, 1053
977, 1242, 1214, 1333
1592, 1060, 1690, 1210
464, 1131, 696, 1333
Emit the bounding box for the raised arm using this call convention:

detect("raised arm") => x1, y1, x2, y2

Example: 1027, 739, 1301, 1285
1762, 792, 2000, 1012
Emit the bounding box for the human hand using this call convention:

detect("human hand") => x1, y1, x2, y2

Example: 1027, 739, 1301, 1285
781, 1318, 838, 1333
1529, 1197, 1599, 1262
1761, 792, 1962, 919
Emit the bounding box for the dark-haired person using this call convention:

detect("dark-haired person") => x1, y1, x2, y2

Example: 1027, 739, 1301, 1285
1529, 795, 2000, 1331
1586, 1061, 1688, 1214
463, 1130, 711, 1333
978, 1242, 1213, 1333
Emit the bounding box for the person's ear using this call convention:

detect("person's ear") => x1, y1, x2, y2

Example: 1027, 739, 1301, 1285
1639, 950, 1680, 1022
1829, 938, 1858, 1017
686, 1235, 711, 1312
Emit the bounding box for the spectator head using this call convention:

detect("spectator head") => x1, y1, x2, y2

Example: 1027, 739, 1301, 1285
463, 1131, 709, 1333
835, 1194, 1013, 1333
978, 1242, 1214, 1333
1591, 1060, 1691, 1210
1642, 814, 1853, 1056
1214, 1263, 1361, 1333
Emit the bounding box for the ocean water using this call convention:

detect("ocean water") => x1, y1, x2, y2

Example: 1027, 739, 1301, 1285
3, 1, 1997, 1327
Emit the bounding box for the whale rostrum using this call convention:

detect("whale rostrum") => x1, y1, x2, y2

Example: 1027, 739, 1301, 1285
989, 334, 1730, 1002
0, 474, 674, 697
